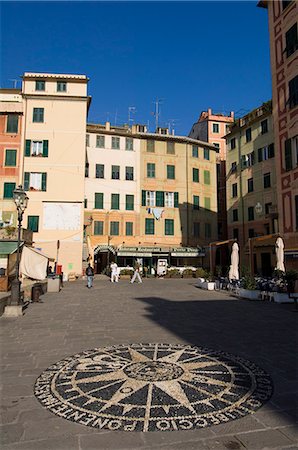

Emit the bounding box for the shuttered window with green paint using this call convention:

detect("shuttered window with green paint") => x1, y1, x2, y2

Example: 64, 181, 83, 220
125, 195, 134, 211
27, 216, 39, 232
33, 108, 44, 123
204, 170, 210, 185
110, 221, 119, 235
94, 221, 104, 235
193, 195, 200, 210
174, 192, 179, 208
147, 163, 155, 178
193, 168, 199, 182
6, 115, 18, 133
94, 193, 104, 209
204, 197, 211, 210
41, 173, 47, 191
167, 165, 175, 179
3, 182, 16, 199
126, 222, 133, 236
5, 149, 17, 166
111, 194, 120, 210
142, 190, 146, 206
145, 218, 155, 235
156, 191, 164, 207
165, 219, 174, 235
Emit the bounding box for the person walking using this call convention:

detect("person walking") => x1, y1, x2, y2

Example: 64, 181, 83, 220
86, 263, 94, 288
130, 261, 142, 284
110, 261, 119, 283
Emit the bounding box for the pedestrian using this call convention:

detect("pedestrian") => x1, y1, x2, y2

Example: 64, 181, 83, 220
85, 263, 94, 288
110, 261, 119, 283
130, 261, 142, 284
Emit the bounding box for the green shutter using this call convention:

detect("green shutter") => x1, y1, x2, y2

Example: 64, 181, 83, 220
285, 139, 292, 171
165, 219, 174, 235
126, 195, 134, 211
28, 216, 39, 232
3, 182, 16, 199
43, 140, 48, 157
5, 149, 17, 166
193, 168, 199, 182
41, 173, 47, 191
174, 192, 179, 208
258, 148, 263, 162
204, 170, 210, 185
25, 140, 31, 156
24, 172, 30, 191
145, 218, 154, 235
111, 194, 119, 209
156, 191, 164, 207
204, 197, 211, 210
142, 190, 146, 206
95, 193, 103, 209
94, 221, 103, 235
126, 222, 133, 236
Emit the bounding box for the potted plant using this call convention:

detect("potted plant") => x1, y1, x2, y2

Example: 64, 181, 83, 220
238, 275, 261, 300
119, 269, 133, 280
169, 268, 181, 278
182, 268, 194, 278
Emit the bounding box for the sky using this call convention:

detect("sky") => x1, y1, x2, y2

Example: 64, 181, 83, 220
0, 1, 272, 135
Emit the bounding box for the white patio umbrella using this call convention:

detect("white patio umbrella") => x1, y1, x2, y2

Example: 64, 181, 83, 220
229, 242, 239, 280
275, 237, 285, 272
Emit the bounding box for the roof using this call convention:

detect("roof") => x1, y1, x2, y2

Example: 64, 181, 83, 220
23, 72, 89, 81
0, 242, 23, 255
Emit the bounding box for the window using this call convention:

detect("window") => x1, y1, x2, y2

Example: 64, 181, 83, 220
112, 137, 120, 149
145, 218, 155, 235
125, 194, 134, 211
213, 143, 220, 150
265, 202, 272, 215
165, 192, 174, 208
147, 163, 155, 178
248, 228, 255, 238
193, 168, 199, 182
84, 198, 87, 208
146, 140, 155, 152
232, 183, 238, 198
24, 172, 47, 191
85, 162, 89, 178
111, 165, 120, 179
268, 143, 275, 158
245, 128, 252, 142
247, 178, 254, 193
296, 195, 298, 230
230, 138, 236, 150
25, 140, 48, 157
285, 138, 293, 171
167, 142, 175, 154
193, 195, 200, 210
264, 172, 271, 188
94, 193, 103, 209
96, 164, 104, 179
264, 223, 270, 235
96, 135, 105, 148
232, 209, 238, 222
288, 75, 298, 109
204, 170, 210, 185
3, 182, 16, 199
86, 134, 89, 146
204, 197, 210, 211
125, 138, 133, 151
35, 80, 45, 91
6, 114, 18, 133
110, 221, 119, 236
204, 148, 210, 160
165, 219, 174, 235
193, 222, 200, 237
226, 124, 231, 134
192, 145, 198, 158
156, 191, 165, 207
126, 222, 133, 236
285, 23, 297, 58
231, 161, 237, 173
261, 119, 268, 134
248, 206, 254, 221
57, 81, 67, 92
27, 216, 39, 232
5, 149, 17, 166
258, 145, 274, 162
94, 221, 104, 235
213, 123, 219, 133
167, 165, 175, 179
125, 166, 134, 180
146, 191, 155, 206
33, 108, 44, 123
233, 228, 239, 240
111, 194, 120, 210
205, 223, 211, 238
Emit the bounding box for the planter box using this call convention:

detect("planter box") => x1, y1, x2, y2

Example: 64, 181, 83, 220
197, 279, 215, 290
272, 292, 294, 304
238, 289, 261, 300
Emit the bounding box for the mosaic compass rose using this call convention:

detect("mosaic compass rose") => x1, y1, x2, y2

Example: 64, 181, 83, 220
34, 343, 273, 432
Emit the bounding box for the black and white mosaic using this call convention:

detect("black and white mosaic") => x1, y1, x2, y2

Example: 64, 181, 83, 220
34, 343, 273, 432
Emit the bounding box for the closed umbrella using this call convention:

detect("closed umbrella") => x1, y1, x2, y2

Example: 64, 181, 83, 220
275, 237, 285, 272
229, 242, 239, 280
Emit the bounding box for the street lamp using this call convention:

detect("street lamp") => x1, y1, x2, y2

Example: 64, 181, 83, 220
10, 185, 29, 307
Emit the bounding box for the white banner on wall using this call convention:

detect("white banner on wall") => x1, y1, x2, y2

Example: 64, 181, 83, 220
43, 203, 81, 230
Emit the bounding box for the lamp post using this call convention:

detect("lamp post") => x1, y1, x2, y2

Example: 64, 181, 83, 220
10, 185, 29, 307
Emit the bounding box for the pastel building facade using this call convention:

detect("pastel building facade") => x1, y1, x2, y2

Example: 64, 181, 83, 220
21, 73, 90, 277
226, 102, 277, 274
259, 0, 298, 268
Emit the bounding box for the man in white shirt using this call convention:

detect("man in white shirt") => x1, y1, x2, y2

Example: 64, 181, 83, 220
110, 262, 119, 283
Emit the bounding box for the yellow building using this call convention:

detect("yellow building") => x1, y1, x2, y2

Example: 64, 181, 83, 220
21, 73, 90, 278
226, 101, 277, 275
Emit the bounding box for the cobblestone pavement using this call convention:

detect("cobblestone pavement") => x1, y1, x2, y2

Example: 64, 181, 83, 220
0, 278, 297, 450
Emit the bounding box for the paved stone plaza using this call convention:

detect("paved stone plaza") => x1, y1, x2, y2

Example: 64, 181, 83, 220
0, 278, 297, 449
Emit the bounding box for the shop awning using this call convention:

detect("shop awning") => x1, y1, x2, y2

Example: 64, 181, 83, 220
171, 247, 205, 257
94, 245, 116, 255
0, 241, 24, 256
285, 249, 298, 258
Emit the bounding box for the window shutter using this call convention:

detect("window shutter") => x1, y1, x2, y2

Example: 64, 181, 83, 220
268, 143, 275, 158
95, 193, 103, 209
174, 192, 179, 208
41, 173, 47, 191
43, 140, 48, 157
284, 139, 292, 171
258, 148, 263, 162
24, 172, 30, 190
25, 140, 31, 156
156, 191, 164, 207
142, 190, 146, 206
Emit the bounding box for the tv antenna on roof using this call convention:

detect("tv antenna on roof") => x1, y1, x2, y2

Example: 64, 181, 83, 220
128, 106, 136, 124
9, 79, 19, 89
152, 98, 164, 130
167, 119, 179, 135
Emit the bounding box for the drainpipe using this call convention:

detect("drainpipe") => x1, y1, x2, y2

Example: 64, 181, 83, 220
238, 132, 245, 274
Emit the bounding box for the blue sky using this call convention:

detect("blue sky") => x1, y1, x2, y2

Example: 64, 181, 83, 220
0, 1, 271, 135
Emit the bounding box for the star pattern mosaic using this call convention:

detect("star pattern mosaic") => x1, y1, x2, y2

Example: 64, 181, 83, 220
34, 343, 273, 432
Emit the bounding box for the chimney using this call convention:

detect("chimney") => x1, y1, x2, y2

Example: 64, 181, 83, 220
231, 111, 234, 119
208, 108, 212, 115
105, 121, 110, 130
